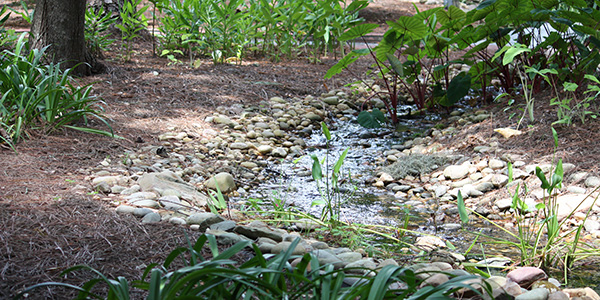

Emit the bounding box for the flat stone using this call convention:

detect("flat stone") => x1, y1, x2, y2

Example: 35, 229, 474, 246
312, 250, 344, 268
132, 207, 153, 217
230, 142, 249, 150
257, 145, 273, 154
488, 159, 506, 170
271, 147, 288, 158
169, 217, 186, 225
234, 225, 284, 242
585, 176, 600, 188
556, 194, 598, 221
491, 174, 509, 187
443, 165, 470, 180
139, 170, 208, 207
210, 220, 237, 232
337, 252, 362, 263
507, 267, 547, 288
141, 212, 161, 224
271, 241, 307, 255
187, 213, 226, 231
415, 236, 446, 251
295, 218, 321, 231
204, 172, 236, 193
515, 288, 549, 300
159, 195, 186, 210
130, 199, 160, 208
115, 205, 135, 214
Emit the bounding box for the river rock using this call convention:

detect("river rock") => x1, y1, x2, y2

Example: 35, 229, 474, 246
313, 250, 344, 268
159, 195, 186, 210
257, 145, 273, 154
141, 212, 161, 224
271, 147, 288, 158
230, 142, 249, 150
204, 172, 236, 193
234, 224, 284, 242
491, 174, 509, 187
585, 176, 600, 188
295, 218, 321, 231
443, 165, 470, 180
563, 287, 600, 300
139, 170, 208, 206
515, 288, 549, 300
507, 267, 547, 288
488, 159, 506, 170
210, 220, 237, 232
337, 252, 362, 263
556, 194, 597, 221
415, 236, 446, 251
548, 291, 570, 300
169, 217, 186, 225
187, 213, 226, 231
115, 205, 135, 214
271, 241, 307, 255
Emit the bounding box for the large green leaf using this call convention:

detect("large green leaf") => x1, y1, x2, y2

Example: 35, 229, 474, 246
443, 72, 471, 106
388, 15, 429, 40
324, 48, 369, 79
357, 109, 386, 128
385, 53, 404, 76
436, 5, 466, 27
339, 23, 379, 42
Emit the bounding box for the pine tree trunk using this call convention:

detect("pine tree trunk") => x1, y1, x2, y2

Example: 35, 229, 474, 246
31, 0, 93, 76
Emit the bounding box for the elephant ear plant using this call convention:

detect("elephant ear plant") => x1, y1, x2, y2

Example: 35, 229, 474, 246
326, 6, 471, 127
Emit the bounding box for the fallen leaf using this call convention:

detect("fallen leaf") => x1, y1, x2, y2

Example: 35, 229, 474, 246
494, 128, 523, 139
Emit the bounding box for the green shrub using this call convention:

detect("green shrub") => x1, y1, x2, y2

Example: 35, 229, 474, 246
15, 234, 492, 299
0, 34, 116, 149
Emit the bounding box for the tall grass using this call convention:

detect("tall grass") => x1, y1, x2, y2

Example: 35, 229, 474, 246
15, 234, 490, 299
0, 34, 117, 150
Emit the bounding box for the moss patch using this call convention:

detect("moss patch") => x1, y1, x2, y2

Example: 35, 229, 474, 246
384, 154, 448, 180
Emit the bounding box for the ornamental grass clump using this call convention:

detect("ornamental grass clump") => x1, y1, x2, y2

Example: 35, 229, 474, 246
0, 34, 117, 150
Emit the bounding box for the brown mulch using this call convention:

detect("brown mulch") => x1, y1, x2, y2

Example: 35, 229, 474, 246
2, 0, 600, 298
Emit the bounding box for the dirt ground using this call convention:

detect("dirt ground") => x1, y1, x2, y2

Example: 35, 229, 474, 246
1, 0, 599, 298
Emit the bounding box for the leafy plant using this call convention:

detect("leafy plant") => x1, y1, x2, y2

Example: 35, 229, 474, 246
310, 122, 352, 225
458, 128, 600, 281
115, 0, 148, 61
16, 233, 492, 299
206, 178, 228, 215
0, 34, 117, 150
550, 74, 600, 126
85, 5, 117, 59
327, 6, 471, 126
8, 0, 33, 25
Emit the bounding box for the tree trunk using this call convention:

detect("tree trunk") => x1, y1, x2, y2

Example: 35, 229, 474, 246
31, 0, 94, 76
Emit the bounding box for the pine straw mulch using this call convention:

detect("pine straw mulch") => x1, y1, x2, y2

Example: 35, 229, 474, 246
2, 0, 600, 298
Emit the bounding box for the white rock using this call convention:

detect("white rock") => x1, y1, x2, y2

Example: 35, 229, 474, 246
443, 165, 470, 180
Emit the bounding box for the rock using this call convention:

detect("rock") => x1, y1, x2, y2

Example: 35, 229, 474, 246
312, 250, 344, 268
567, 186, 587, 194
585, 176, 600, 188
476, 182, 495, 193
488, 159, 506, 170
271, 147, 288, 158
271, 241, 307, 255
132, 207, 153, 217
169, 217, 186, 225
92, 175, 120, 187
422, 273, 449, 287
415, 236, 446, 251
141, 212, 161, 224
230, 142, 249, 150
345, 258, 377, 273
115, 205, 135, 214
295, 218, 321, 231
507, 267, 547, 288
139, 170, 208, 206
159, 195, 186, 210
548, 291, 570, 300
204, 172, 236, 193
210, 220, 237, 232
206, 229, 246, 245
563, 287, 600, 300
556, 194, 597, 221
130, 199, 160, 208
337, 252, 362, 263
515, 288, 549, 300
491, 174, 509, 187
257, 145, 273, 154
234, 225, 284, 242
433, 185, 448, 197
305, 112, 323, 121
322, 96, 339, 105
443, 165, 470, 180
584, 219, 600, 232
187, 213, 226, 231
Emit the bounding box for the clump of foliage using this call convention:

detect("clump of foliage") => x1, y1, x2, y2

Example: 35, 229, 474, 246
84, 5, 116, 59
383, 154, 448, 180
0, 34, 116, 150
16, 233, 491, 299
153, 0, 368, 64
